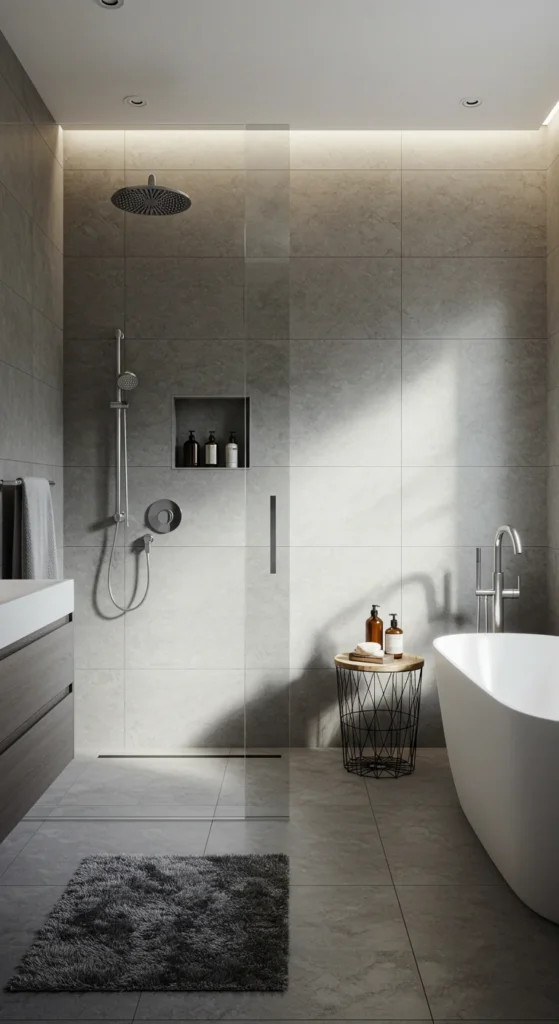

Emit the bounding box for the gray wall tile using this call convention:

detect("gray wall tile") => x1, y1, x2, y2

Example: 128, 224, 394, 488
402, 339, 546, 466
74, 670, 125, 754
548, 245, 559, 336
246, 338, 289, 466
64, 546, 125, 670
245, 546, 290, 670
32, 223, 63, 327
290, 130, 401, 170
64, 170, 125, 257
64, 339, 115, 466
291, 171, 401, 257
0, 122, 34, 215
245, 171, 290, 258
124, 129, 245, 170
124, 669, 245, 751
403, 170, 545, 257
403, 257, 546, 339
290, 466, 402, 547
547, 156, 559, 255
0, 279, 33, 373
33, 378, 63, 465
291, 257, 401, 339
245, 258, 289, 340
403, 466, 547, 547
0, 67, 31, 123
290, 340, 401, 466
64, 130, 125, 170
65, 257, 125, 339
549, 331, 559, 390
32, 130, 63, 251
0, 180, 33, 302
0, 362, 34, 461
548, 387, 559, 466
32, 308, 62, 389
548, 466, 559, 548
402, 129, 546, 170
125, 257, 244, 339
64, 466, 117, 547
125, 170, 245, 257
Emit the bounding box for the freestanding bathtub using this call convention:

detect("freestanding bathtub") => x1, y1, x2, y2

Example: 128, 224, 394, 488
434, 633, 559, 924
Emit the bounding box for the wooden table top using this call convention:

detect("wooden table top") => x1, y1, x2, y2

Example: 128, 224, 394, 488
335, 653, 425, 673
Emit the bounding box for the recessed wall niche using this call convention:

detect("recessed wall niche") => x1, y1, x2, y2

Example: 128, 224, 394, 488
173, 397, 250, 468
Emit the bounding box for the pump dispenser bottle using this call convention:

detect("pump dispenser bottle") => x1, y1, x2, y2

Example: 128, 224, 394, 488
204, 430, 218, 466
184, 430, 199, 467
366, 604, 383, 645
385, 613, 403, 659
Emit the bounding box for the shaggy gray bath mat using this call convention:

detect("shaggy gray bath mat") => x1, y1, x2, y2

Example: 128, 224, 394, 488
6, 853, 289, 992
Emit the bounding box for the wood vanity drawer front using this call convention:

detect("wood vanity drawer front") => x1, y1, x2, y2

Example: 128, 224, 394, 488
0, 623, 73, 745
0, 693, 74, 842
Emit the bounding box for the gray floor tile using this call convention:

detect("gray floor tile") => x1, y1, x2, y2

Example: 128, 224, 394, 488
0, 823, 41, 878
0, 821, 211, 886
206, 805, 391, 885
398, 884, 559, 1019
0, 945, 138, 1020
0, 887, 65, 944
288, 750, 372, 810
136, 885, 429, 1019
366, 749, 459, 808
375, 805, 503, 885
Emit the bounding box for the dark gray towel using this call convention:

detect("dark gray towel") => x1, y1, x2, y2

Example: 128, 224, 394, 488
21, 477, 58, 579
1, 482, 22, 579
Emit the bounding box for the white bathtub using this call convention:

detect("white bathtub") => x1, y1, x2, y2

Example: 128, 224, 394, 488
434, 633, 559, 923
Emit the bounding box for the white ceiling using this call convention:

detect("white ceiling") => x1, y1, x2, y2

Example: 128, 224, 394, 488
0, 0, 558, 129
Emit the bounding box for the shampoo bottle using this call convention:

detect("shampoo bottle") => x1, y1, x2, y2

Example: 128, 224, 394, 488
365, 604, 383, 645
204, 430, 218, 466
385, 613, 403, 659
184, 430, 199, 467
225, 431, 238, 468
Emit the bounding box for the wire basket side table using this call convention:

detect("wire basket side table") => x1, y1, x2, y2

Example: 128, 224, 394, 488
334, 653, 424, 778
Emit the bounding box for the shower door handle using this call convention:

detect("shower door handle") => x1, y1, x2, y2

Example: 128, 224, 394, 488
270, 495, 277, 574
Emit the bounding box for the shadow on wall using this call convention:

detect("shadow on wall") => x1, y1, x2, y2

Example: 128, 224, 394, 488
191, 571, 467, 751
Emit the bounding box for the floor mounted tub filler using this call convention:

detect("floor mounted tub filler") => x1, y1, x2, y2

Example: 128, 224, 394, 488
434, 633, 559, 924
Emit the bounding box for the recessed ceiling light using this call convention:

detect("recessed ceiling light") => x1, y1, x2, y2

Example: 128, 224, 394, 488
123, 95, 148, 108
460, 97, 483, 109
95, 0, 124, 7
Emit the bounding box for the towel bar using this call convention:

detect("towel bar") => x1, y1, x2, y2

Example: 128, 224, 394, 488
0, 479, 55, 487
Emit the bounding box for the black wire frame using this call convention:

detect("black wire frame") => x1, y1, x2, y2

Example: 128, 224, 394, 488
336, 663, 423, 778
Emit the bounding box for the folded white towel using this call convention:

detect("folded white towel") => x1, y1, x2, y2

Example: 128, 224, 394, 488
356, 641, 382, 656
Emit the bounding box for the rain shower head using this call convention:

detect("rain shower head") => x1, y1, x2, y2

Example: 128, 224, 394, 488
111, 174, 191, 216
117, 371, 139, 391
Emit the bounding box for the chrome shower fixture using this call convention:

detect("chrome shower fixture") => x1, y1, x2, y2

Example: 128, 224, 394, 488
117, 370, 139, 391
111, 174, 191, 216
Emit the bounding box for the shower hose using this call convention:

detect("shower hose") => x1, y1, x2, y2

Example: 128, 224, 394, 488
107, 406, 152, 612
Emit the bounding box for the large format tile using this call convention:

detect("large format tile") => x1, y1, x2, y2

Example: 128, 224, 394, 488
0, 363, 34, 462
63, 546, 125, 670
0, 121, 34, 216
245, 170, 290, 258
0, 822, 41, 879
291, 171, 401, 257
403, 465, 546, 547
290, 257, 401, 340
32, 129, 63, 252
403, 170, 545, 257
245, 546, 290, 669
0, 885, 65, 943
125, 170, 245, 257
244, 669, 291, 747
64, 169, 125, 257
245, 258, 289, 340
548, 245, 559, 336
55, 757, 226, 809
0, 181, 33, 302
547, 154, 559, 255
63, 129, 125, 169
0, 63, 31, 123
0, 819, 211, 887
366, 748, 459, 808
124, 669, 245, 751
32, 223, 62, 327
375, 804, 502, 884
64, 466, 117, 546
290, 130, 402, 170
290, 340, 401, 466
126, 257, 244, 339
124, 546, 245, 669
64, 257, 125, 339
290, 545, 401, 670
290, 466, 401, 546
32, 308, 62, 389
402, 339, 546, 466
403, 257, 546, 339
74, 669, 125, 755
64, 339, 115, 465
124, 129, 245, 170
206, 805, 390, 884
0, 279, 32, 374
398, 883, 559, 1018
136, 884, 430, 1019
32, 379, 62, 466
288, 668, 342, 747
402, 128, 546, 170
247, 338, 290, 465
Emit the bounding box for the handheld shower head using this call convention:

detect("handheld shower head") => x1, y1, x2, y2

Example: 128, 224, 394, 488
117, 371, 139, 391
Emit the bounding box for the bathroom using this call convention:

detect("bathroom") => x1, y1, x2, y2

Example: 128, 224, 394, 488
0, 0, 559, 1016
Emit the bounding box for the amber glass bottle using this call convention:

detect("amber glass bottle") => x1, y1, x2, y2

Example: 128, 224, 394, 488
385, 613, 403, 659
365, 604, 383, 644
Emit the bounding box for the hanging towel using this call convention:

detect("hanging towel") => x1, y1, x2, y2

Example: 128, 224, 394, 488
21, 477, 59, 580
1, 482, 22, 578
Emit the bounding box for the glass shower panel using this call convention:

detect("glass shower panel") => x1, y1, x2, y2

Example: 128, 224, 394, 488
242, 125, 291, 818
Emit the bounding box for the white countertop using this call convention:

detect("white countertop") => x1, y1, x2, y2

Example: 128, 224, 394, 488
0, 579, 74, 650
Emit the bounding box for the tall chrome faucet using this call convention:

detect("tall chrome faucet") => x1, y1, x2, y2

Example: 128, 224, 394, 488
475, 525, 522, 633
